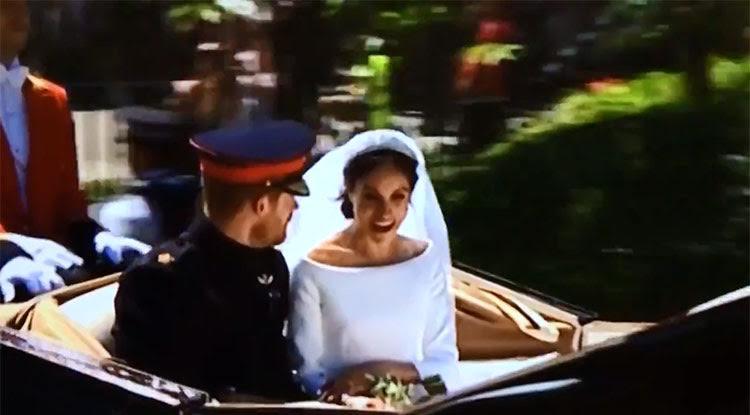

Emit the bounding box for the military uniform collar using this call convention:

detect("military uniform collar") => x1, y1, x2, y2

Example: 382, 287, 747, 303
187, 215, 274, 260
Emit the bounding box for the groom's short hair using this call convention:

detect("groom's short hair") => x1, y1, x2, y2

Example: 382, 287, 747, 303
202, 177, 281, 219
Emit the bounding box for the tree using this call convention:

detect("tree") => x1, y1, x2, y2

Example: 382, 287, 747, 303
594, 0, 749, 101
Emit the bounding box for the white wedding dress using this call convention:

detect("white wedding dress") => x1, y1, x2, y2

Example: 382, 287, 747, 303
280, 130, 460, 397
289, 240, 459, 396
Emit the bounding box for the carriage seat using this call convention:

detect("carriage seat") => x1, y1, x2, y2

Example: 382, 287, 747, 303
58, 283, 119, 354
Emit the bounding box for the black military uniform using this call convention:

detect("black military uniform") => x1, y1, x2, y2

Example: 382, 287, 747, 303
113, 217, 298, 399
112, 121, 315, 401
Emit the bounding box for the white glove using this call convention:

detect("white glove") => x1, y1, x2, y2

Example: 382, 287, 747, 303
94, 231, 151, 265
3, 233, 84, 270
0, 257, 65, 302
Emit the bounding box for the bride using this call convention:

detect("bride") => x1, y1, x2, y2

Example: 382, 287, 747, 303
280, 130, 459, 402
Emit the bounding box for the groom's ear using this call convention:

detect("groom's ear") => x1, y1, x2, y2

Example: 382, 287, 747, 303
250, 191, 280, 216
250, 195, 268, 216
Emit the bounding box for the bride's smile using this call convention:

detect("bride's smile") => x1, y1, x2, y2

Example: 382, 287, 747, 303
371, 221, 395, 233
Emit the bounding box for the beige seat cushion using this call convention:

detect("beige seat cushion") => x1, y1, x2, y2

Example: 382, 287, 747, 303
453, 279, 576, 360
0, 275, 118, 359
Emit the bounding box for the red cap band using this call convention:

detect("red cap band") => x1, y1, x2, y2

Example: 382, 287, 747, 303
199, 155, 306, 184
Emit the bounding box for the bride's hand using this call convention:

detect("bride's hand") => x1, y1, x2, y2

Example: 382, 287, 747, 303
319, 367, 372, 403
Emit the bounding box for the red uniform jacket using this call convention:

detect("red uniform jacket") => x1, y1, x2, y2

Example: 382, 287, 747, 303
0, 75, 99, 254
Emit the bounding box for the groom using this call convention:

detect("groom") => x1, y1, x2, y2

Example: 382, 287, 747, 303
112, 121, 314, 400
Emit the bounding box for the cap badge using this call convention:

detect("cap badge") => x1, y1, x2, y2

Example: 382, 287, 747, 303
257, 273, 274, 285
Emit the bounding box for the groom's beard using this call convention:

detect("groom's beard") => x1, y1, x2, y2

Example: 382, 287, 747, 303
250, 217, 288, 246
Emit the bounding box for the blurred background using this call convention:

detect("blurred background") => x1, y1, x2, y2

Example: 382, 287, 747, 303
22, 0, 749, 320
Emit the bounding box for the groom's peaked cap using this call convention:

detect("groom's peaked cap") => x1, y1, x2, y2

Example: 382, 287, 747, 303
190, 121, 314, 196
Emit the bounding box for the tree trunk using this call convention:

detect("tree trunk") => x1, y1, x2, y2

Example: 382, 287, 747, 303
672, 1, 712, 102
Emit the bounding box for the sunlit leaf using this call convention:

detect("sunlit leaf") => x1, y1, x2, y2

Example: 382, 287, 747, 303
200, 8, 223, 23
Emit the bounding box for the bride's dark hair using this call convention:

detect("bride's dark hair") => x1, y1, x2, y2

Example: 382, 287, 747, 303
340, 149, 419, 219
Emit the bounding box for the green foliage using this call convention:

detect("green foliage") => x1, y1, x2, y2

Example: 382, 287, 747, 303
366, 374, 414, 410
710, 56, 750, 90
167, 0, 261, 32
594, 0, 668, 48
493, 57, 750, 146
167, 1, 224, 31
431, 57, 750, 320
321, 1, 462, 125
366, 55, 392, 128
324, 1, 456, 33
84, 179, 126, 203
592, 0, 748, 66
462, 44, 525, 66
505, 72, 684, 141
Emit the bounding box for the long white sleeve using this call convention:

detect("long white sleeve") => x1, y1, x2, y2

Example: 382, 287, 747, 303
414, 268, 460, 391
289, 267, 327, 396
